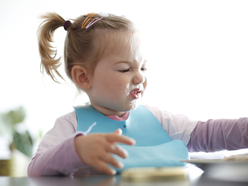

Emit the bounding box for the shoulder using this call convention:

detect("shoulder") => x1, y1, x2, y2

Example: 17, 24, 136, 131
54, 111, 77, 131
142, 104, 198, 143
143, 105, 174, 119
142, 104, 186, 125
35, 111, 78, 155
43, 111, 77, 143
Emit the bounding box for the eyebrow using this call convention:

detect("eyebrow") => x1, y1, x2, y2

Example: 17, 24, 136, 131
114, 61, 132, 65
114, 60, 147, 65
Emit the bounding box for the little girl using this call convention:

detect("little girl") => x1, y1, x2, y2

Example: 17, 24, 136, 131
28, 12, 248, 177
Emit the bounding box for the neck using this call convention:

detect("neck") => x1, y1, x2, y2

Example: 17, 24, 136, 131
91, 104, 127, 117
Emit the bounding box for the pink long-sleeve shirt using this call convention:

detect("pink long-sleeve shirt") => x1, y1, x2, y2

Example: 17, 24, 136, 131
28, 105, 248, 176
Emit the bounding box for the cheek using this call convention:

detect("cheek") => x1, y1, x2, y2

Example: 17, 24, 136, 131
108, 77, 130, 97
96, 75, 125, 94
143, 77, 148, 89
114, 80, 129, 94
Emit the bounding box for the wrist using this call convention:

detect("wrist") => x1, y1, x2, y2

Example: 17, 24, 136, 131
74, 134, 86, 162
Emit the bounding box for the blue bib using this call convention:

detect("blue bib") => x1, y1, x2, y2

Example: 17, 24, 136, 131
75, 105, 188, 172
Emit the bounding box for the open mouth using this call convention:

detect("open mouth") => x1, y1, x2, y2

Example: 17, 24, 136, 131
130, 88, 142, 99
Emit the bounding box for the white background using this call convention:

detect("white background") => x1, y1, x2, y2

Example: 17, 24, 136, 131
1, 0, 248, 144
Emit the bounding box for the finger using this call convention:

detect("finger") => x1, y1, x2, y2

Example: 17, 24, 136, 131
113, 128, 122, 135
106, 134, 136, 145
100, 152, 124, 169
91, 159, 117, 175
107, 144, 128, 159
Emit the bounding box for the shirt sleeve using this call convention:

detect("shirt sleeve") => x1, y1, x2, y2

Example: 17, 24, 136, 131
28, 111, 86, 176
143, 105, 198, 145
187, 118, 248, 152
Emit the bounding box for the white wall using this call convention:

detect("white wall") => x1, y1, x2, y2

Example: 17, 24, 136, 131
1, 0, 248, 139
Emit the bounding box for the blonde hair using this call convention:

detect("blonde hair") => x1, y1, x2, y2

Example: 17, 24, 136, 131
37, 12, 135, 83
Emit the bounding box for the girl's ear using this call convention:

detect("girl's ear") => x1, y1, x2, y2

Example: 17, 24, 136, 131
71, 65, 92, 90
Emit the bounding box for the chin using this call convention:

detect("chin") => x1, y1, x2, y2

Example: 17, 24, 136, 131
127, 101, 140, 111
107, 100, 141, 113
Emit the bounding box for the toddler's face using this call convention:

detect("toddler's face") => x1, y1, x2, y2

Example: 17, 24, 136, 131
88, 31, 147, 116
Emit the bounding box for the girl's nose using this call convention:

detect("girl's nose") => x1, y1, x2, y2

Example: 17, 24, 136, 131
132, 71, 146, 85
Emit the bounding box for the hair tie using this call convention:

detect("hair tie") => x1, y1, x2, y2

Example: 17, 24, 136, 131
81, 12, 109, 29
64, 20, 71, 31
81, 13, 97, 29
86, 17, 103, 29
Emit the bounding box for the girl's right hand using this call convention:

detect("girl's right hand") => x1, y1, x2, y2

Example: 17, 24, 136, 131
74, 128, 135, 175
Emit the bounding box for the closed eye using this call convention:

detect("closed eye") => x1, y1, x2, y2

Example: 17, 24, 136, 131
141, 67, 147, 71
119, 69, 130, 73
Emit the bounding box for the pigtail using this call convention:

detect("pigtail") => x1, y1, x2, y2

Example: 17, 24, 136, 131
37, 12, 65, 83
